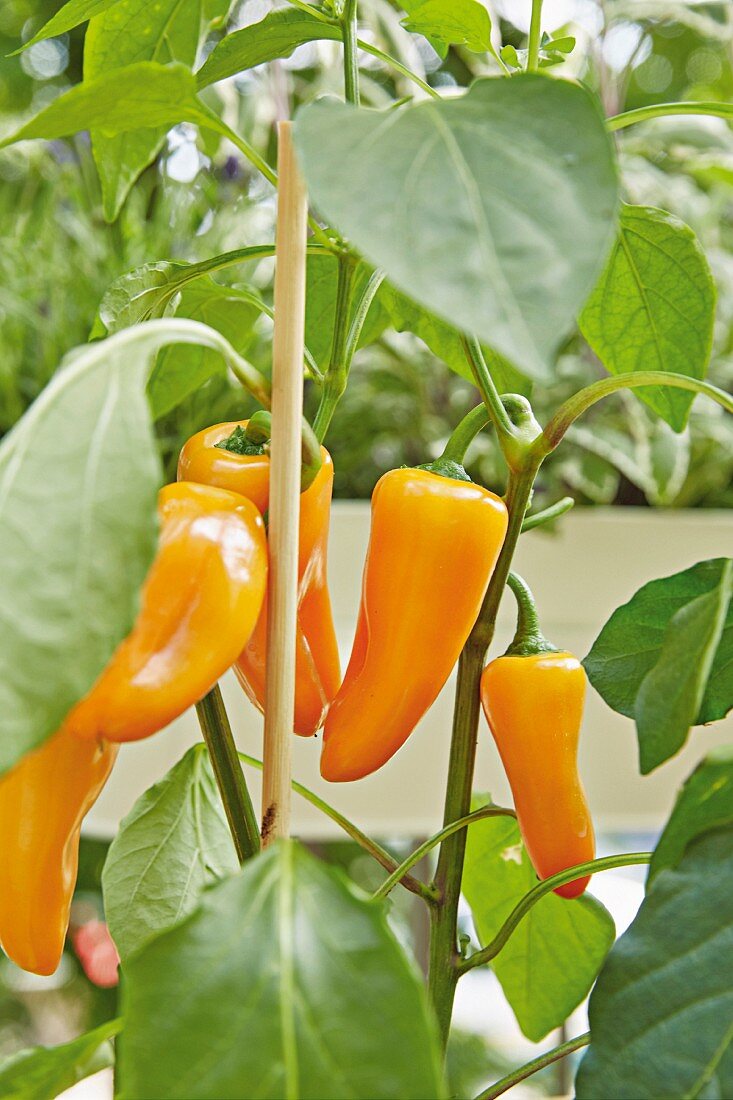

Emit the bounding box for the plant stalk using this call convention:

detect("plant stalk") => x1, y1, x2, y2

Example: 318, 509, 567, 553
476, 1031, 590, 1100
527, 0, 543, 72
196, 685, 260, 862
312, 254, 356, 441
341, 0, 360, 106
427, 465, 538, 1049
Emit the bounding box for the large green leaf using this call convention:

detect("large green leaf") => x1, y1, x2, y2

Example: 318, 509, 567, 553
197, 8, 341, 89
0, 1019, 120, 1100
117, 841, 446, 1099
90, 246, 276, 337
635, 560, 732, 772
0, 318, 255, 774
103, 746, 238, 961
650, 747, 733, 884
85, 0, 227, 221
380, 284, 529, 395
401, 0, 492, 53
294, 75, 618, 380
580, 205, 716, 431
149, 279, 263, 417
462, 808, 614, 1043
0, 62, 207, 150
576, 828, 733, 1099
584, 559, 733, 773
305, 255, 390, 371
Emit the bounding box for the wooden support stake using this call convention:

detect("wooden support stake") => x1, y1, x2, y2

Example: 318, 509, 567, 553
261, 122, 308, 847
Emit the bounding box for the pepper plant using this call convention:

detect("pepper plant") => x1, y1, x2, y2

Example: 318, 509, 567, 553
0, 1, 732, 1098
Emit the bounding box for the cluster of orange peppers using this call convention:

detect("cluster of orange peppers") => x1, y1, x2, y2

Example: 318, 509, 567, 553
1, 418, 593, 976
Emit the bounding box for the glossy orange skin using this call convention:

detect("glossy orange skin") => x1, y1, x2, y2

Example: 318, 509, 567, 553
178, 422, 340, 736
0, 729, 117, 974
481, 652, 595, 899
321, 467, 508, 782
68, 481, 267, 743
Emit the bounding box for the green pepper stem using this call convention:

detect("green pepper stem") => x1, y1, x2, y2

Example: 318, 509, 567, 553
440, 405, 492, 465
195, 686, 260, 863
504, 572, 556, 657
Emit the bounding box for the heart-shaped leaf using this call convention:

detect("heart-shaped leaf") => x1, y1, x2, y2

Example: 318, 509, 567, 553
295, 75, 618, 379
118, 841, 446, 1099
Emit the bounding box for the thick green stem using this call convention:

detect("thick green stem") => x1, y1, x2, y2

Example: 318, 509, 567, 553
342, 0, 360, 106
476, 1031, 590, 1100
427, 466, 538, 1049
195, 686, 260, 862
460, 852, 652, 973
428, 644, 485, 1047
527, 0, 543, 72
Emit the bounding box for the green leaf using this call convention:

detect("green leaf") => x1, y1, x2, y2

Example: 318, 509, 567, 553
12, 0, 125, 51
401, 0, 492, 53
635, 560, 732, 773
305, 255, 390, 371
584, 559, 733, 772
295, 75, 618, 380
650, 747, 733, 884
117, 841, 446, 1099
0, 318, 255, 775
103, 746, 238, 961
85, 0, 226, 221
379, 284, 529, 395
149, 279, 263, 418
197, 8, 342, 89
0, 62, 206, 150
580, 205, 716, 432
91, 247, 276, 338
576, 828, 733, 1099
462, 807, 615, 1043
0, 1019, 121, 1100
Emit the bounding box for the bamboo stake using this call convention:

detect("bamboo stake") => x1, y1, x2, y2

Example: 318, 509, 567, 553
261, 122, 308, 847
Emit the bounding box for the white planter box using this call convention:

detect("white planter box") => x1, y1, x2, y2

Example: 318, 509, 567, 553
87, 506, 733, 840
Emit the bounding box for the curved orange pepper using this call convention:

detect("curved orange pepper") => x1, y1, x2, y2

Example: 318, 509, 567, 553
0, 729, 117, 975
69, 480, 268, 743
178, 422, 340, 736
481, 652, 594, 898
321, 467, 508, 781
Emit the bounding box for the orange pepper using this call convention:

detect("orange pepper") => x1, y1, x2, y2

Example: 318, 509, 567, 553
481, 651, 595, 898
68, 480, 268, 743
0, 729, 117, 975
178, 422, 340, 736
321, 466, 508, 781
